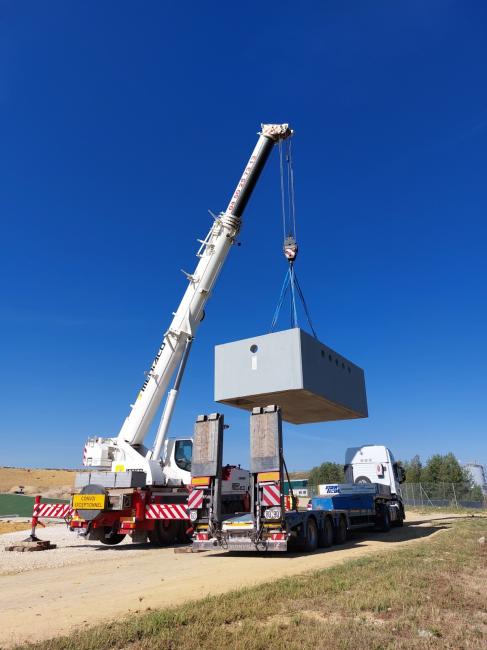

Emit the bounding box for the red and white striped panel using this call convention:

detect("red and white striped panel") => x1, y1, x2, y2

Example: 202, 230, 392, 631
188, 489, 204, 510
145, 503, 189, 520
33, 503, 74, 519
261, 483, 281, 507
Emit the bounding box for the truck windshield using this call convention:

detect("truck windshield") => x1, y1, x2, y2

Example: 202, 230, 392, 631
174, 439, 192, 472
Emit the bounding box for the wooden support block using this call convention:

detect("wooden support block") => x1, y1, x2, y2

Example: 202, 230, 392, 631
5, 540, 56, 552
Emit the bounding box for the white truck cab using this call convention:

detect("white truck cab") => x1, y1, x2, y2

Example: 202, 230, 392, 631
344, 445, 405, 495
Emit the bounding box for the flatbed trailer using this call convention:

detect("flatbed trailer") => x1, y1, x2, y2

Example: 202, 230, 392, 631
191, 407, 405, 553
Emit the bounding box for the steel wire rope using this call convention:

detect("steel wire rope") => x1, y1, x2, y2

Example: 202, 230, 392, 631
271, 137, 318, 338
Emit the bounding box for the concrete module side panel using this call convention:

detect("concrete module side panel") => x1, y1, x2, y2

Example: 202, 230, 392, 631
299, 329, 368, 419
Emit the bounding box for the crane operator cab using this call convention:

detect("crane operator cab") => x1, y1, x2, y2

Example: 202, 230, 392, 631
163, 438, 192, 485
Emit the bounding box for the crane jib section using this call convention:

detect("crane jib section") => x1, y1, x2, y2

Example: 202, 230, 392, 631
118, 124, 292, 448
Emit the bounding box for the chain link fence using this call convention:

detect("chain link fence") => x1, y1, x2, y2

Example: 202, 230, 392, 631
400, 482, 486, 509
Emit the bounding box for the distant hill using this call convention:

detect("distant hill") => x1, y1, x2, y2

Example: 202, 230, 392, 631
288, 471, 310, 480
0, 467, 76, 499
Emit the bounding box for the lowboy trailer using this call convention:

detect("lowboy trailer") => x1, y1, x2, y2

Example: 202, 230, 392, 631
191, 406, 406, 552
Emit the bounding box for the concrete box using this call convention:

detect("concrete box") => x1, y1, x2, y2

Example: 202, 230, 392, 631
214, 328, 367, 425
74, 470, 147, 489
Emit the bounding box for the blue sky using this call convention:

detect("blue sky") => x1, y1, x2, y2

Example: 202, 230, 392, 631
1, 1, 486, 470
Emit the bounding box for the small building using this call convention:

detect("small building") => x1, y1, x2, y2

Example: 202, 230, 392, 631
283, 479, 309, 497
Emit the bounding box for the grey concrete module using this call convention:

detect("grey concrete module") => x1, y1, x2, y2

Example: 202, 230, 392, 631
74, 470, 147, 489
214, 328, 367, 425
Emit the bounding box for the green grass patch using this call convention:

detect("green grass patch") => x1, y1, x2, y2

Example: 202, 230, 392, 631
19, 517, 487, 650
0, 494, 68, 518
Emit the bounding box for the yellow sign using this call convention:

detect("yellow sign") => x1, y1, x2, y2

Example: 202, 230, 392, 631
191, 476, 210, 486
72, 494, 106, 510
257, 471, 280, 482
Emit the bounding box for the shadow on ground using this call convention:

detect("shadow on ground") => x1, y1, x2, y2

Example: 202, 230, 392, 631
207, 520, 452, 559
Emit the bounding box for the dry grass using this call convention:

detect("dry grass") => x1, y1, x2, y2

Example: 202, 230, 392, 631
0, 467, 75, 498
0, 521, 32, 534
18, 517, 487, 650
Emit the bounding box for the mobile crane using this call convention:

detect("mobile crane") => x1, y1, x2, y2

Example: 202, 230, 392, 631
31, 124, 293, 545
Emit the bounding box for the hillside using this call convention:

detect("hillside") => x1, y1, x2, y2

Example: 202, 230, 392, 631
0, 467, 76, 499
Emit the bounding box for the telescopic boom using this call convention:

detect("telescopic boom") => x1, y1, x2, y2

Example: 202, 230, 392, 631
117, 124, 293, 453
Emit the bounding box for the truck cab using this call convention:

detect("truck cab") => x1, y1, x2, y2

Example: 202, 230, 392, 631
343, 445, 405, 495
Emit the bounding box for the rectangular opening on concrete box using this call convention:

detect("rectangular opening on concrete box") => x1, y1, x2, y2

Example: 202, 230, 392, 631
214, 328, 368, 425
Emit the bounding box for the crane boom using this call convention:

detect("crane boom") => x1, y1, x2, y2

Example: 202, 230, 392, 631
117, 124, 292, 450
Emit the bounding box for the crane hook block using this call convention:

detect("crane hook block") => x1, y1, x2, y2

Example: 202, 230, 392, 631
283, 235, 298, 261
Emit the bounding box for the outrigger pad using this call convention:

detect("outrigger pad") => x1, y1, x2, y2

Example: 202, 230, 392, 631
192, 413, 224, 478
215, 328, 368, 424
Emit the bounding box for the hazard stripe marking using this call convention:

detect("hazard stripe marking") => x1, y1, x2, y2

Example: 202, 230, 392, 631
145, 504, 189, 520
188, 490, 204, 509
262, 483, 281, 507
33, 503, 73, 519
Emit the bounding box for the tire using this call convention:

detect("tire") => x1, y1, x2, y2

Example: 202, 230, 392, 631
334, 516, 347, 544
148, 521, 179, 546
177, 521, 194, 544
392, 505, 405, 527
376, 505, 391, 532
99, 527, 126, 546
302, 518, 318, 553
318, 517, 334, 548
354, 476, 371, 484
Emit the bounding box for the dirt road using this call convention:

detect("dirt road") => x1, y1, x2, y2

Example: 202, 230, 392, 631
0, 513, 475, 648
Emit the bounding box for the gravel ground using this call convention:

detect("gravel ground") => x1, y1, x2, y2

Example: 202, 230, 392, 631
0, 522, 152, 575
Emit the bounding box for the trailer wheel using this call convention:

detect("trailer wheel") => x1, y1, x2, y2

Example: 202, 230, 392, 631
318, 517, 334, 548
334, 516, 347, 544
302, 518, 318, 552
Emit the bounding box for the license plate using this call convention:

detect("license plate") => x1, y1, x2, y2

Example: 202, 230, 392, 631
72, 494, 106, 510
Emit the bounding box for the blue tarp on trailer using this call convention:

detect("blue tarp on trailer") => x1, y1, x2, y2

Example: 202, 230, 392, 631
311, 493, 375, 511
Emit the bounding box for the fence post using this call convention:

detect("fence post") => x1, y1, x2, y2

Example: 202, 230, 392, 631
452, 482, 458, 508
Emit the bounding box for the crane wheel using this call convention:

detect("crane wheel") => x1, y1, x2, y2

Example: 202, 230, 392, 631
99, 528, 126, 545
148, 521, 179, 546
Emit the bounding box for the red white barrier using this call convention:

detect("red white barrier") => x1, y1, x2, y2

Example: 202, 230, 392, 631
145, 503, 189, 520
33, 502, 73, 519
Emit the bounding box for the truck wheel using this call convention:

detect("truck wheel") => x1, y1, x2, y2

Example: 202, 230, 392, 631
334, 516, 347, 544
99, 528, 126, 545
148, 521, 179, 546
354, 476, 371, 484
392, 506, 404, 527
318, 517, 334, 548
376, 505, 391, 532
302, 518, 318, 552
